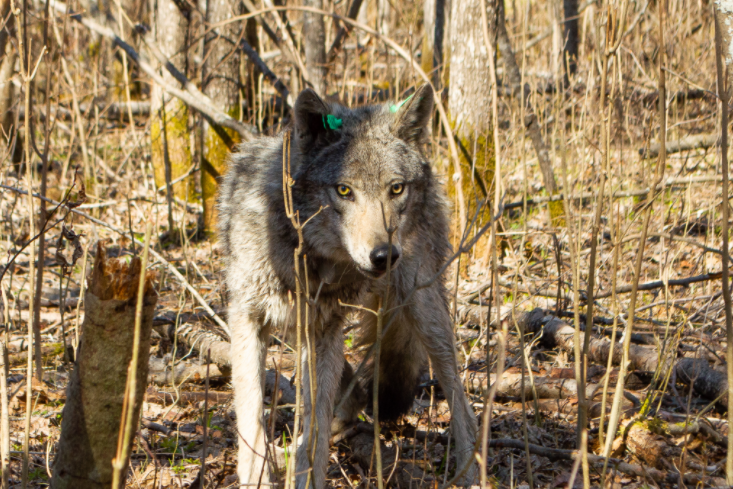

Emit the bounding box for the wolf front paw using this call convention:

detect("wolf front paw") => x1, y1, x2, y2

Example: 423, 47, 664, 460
451, 451, 479, 487
457, 463, 479, 487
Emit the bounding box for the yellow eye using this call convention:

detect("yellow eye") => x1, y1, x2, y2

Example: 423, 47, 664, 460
337, 184, 352, 197
391, 183, 404, 195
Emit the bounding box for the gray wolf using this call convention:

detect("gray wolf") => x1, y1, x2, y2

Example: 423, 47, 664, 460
218, 84, 478, 488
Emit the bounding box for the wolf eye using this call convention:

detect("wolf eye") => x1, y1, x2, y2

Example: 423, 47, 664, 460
336, 184, 352, 198
391, 183, 404, 195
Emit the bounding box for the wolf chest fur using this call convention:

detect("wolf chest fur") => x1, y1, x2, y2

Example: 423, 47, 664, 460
218, 84, 478, 488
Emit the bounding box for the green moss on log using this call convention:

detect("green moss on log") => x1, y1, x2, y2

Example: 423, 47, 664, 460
548, 199, 565, 227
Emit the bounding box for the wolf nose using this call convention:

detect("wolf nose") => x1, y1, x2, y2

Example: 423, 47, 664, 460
369, 245, 400, 272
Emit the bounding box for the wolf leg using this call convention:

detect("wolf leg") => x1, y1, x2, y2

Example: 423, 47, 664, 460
332, 360, 367, 434
296, 321, 344, 489
412, 288, 479, 484
231, 311, 271, 487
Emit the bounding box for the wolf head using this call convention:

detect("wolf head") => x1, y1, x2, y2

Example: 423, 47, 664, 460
290, 84, 435, 278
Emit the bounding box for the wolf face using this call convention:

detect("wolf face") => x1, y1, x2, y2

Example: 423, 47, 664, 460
290, 85, 435, 278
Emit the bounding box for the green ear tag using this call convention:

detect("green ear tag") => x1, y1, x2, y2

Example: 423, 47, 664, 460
322, 114, 343, 130
390, 93, 415, 113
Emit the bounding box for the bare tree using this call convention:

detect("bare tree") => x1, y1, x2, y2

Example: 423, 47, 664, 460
0, 0, 16, 164
449, 0, 493, 224
201, 0, 241, 233
563, 0, 579, 77
422, 0, 449, 88
303, 0, 327, 95
150, 0, 194, 208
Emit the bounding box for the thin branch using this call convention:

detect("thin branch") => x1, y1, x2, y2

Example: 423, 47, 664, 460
502, 176, 722, 211
236, 37, 291, 105
713, 2, 733, 482
326, 0, 364, 62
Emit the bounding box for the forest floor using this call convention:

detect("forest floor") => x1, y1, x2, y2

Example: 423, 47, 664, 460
0, 135, 730, 488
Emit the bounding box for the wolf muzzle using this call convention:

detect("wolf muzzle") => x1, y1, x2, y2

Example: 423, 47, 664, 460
369, 244, 401, 274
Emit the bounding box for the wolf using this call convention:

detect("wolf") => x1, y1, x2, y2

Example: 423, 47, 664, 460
218, 84, 478, 488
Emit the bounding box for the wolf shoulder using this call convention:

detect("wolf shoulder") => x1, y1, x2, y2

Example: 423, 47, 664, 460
217, 135, 287, 242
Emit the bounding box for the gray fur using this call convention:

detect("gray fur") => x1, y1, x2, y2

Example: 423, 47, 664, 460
218, 84, 478, 488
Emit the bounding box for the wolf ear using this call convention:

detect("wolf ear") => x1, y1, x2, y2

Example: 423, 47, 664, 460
293, 88, 339, 154
391, 84, 434, 145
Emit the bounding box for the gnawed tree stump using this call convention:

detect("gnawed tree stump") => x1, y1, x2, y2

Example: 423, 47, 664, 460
52, 244, 157, 489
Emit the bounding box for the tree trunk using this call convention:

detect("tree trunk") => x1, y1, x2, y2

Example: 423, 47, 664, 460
242, 5, 261, 120
201, 0, 241, 233
52, 244, 157, 489
422, 0, 449, 88
714, 2, 733, 99
563, 0, 579, 77
448, 0, 494, 230
150, 0, 194, 203
0, 0, 18, 168
303, 0, 327, 95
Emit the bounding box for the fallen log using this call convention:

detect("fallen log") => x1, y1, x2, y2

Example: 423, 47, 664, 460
466, 370, 583, 399
501, 176, 721, 211
52, 244, 157, 489
153, 322, 231, 368
8, 343, 63, 367
593, 271, 722, 299
516, 312, 730, 412
465, 370, 638, 417
654, 413, 727, 445
674, 358, 728, 407
147, 357, 225, 385
639, 87, 717, 106
515, 396, 637, 417
151, 321, 299, 380
145, 387, 231, 406
623, 420, 675, 469
17, 101, 151, 121
640, 133, 718, 158
518, 309, 662, 372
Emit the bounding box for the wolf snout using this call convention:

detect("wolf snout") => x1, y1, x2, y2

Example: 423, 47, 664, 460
369, 244, 401, 272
